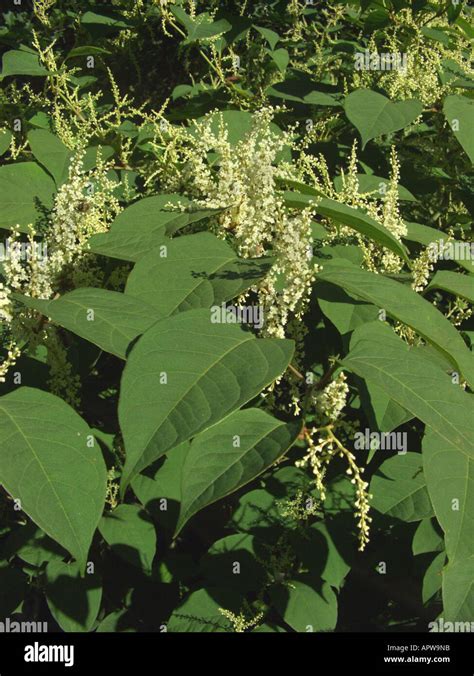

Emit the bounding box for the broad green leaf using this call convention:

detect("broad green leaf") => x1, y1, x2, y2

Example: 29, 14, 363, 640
286, 194, 409, 263
270, 577, 337, 632
426, 270, 474, 304
423, 429, 474, 562
167, 587, 242, 632
316, 199, 410, 263
0, 388, 107, 567
13, 289, 161, 360
412, 518, 444, 556
343, 322, 474, 462
403, 223, 474, 273
370, 453, 434, 522
403, 221, 444, 246
1, 521, 66, 567
290, 522, 351, 590
344, 89, 423, 148
200, 533, 267, 594
255, 26, 280, 50
344, 323, 474, 558
125, 232, 272, 315
45, 561, 102, 632
99, 504, 156, 574
132, 442, 188, 532
333, 173, 417, 201
0, 129, 12, 155
266, 70, 341, 107
320, 259, 474, 387
176, 409, 301, 534
119, 309, 294, 489
80, 11, 133, 29
315, 279, 379, 335
28, 130, 72, 186
66, 46, 111, 59
357, 376, 412, 436
0, 162, 56, 231
423, 551, 446, 604
88, 196, 220, 261
96, 610, 136, 632
443, 95, 474, 164
1, 49, 48, 78
267, 48, 289, 73
170, 8, 231, 44
442, 556, 474, 621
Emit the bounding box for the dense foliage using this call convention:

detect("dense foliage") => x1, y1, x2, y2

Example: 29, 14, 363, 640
0, 0, 473, 634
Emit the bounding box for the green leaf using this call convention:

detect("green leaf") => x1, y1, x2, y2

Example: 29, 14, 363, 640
270, 577, 337, 632
442, 556, 474, 621
344, 322, 474, 460
333, 173, 417, 201
171, 8, 231, 44
1, 49, 48, 78
315, 280, 379, 335
423, 429, 474, 563
0, 162, 56, 231
345, 322, 474, 562
412, 518, 444, 555
255, 26, 280, 50
200, 533, 267, 594
66, 46, 111, 59
1, 521, 66, 567
132, 442, 188, 532
125, 232, 272, 315
13, 289, 161, 360
0, 388, 106, 567
176, 409, 300, 534
287, 195, 410, 263
99, 504, 156, 574
320, 259, 474, 387
426, 270, 474, 304
0, 129, 12, 156
266, 70, 341, 107
45, 561, 102, 632
88, 196, 219, 261
28, 130, 72, 186
370, 453, 434, 522
267, 48, 289, 73
423, 551, 446, 604
167, 587, 241, 632
444, 95, 474, 164
119, 309, 294, 489
344, 89, 423, 148
80, 11, 133, 29
357, 377, 412, 436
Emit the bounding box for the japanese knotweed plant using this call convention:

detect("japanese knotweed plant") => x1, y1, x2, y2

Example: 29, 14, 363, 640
0, 0, 472, 637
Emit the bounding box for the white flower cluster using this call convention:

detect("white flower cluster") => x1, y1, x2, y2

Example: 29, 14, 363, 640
353, 13, 474, 106
294, 141, 407, 274
159, 108, 317, 337
312, 371, 349, 422
0, 283, 12, 324
0, 147, 121, 399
